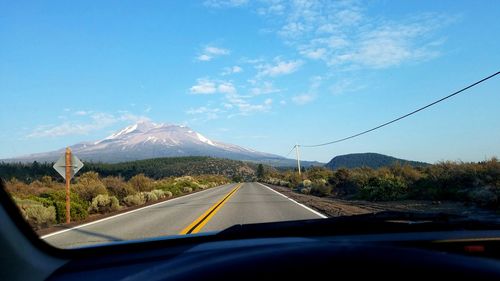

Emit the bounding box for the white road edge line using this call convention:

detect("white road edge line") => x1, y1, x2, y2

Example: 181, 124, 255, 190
41, 183, 236, 239
256, 183, 328, 219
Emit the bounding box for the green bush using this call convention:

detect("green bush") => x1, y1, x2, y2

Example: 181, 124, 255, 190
102, 176, 135, 201
123, 193, 146, 206
182, 187, 193, 193
73, 171, 108, 202
38, 190, 88, 223
310, 185, 332, 197
15, 198, 56, 229
151, 189, 167, 200
359, 175, 408, 201
129, 174, 153, 192
468, 187, 498, 207
89, 194, 120, 214
143, 191, 158, 202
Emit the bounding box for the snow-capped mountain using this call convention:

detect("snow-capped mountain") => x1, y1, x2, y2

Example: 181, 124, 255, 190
6, 121, 292, 164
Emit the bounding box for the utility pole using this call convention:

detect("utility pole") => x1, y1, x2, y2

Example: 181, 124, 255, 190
295, 144, 301, 175
65, 147, 72, 224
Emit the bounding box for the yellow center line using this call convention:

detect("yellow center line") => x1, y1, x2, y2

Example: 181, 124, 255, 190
179, 183, 243, 235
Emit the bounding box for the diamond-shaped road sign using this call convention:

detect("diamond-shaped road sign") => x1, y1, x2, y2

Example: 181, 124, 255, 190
53, 154, 84, 180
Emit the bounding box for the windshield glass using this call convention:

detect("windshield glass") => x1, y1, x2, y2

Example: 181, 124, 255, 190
1, 1, 499, 249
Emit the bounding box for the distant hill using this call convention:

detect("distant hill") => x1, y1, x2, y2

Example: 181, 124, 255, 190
0, 156, 265, 182
325, 153, 429, 170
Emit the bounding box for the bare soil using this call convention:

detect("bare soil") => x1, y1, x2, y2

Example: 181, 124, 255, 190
263, 183, 500, 221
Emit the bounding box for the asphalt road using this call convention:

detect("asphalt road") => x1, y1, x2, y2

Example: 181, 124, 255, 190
43, 182, 325, 248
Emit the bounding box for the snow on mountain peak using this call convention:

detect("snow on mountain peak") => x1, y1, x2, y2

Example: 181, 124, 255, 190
196, 132, 215, 146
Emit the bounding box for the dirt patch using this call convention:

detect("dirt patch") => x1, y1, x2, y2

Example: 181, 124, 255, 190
263, 183, 499, 220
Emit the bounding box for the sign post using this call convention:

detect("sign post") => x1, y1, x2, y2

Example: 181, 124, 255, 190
65, 148, 71, 223
53, 148, 84, 224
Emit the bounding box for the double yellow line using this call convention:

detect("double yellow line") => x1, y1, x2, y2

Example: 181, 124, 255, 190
179, 183, 243, 235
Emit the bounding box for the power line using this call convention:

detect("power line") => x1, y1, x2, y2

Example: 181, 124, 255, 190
295, 71, 499, 149
285, 145, 296, 157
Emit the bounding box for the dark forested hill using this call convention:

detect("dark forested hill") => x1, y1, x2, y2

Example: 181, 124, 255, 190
325, 153, 429, 170
0, 156, 258, 182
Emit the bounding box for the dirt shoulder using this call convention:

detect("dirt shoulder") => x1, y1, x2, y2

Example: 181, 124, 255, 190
262, 183, 498, 220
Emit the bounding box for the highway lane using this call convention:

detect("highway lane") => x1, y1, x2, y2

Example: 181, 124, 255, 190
43, 182, 325, 248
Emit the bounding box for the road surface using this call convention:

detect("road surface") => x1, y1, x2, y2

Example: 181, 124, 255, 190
43, 182, 325, 248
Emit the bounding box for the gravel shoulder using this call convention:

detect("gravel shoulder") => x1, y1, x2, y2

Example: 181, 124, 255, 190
262, 183, 499, 220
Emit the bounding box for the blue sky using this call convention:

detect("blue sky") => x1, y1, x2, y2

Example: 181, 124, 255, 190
1, 0, 499, 163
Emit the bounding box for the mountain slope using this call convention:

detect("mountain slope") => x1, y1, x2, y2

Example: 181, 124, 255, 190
5, 121, 319, 166
325, 153, 429, 170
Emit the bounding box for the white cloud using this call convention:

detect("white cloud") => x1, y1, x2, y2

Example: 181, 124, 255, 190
197, 45, 230, 62
222, 65, 243, 75
257, 59, 303, 77
292, 93, 315, 105
330, 78, 365, 95
291, 75, 322, 105
197, 54, 212, 61
190, 79, 217, 94
248, 1, 451, 70
27, 112, 150, 138
186, 106, 221, 120
250, 81, 280, 96
218, 82, 237, 95
300, 48, 326, 60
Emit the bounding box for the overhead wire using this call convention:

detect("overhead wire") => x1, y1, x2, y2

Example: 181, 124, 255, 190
289, 71, 499, 150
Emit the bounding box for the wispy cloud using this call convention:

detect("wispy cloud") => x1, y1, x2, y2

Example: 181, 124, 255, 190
256, 58, 303, 77
226, 1, 453, 70
250, 81, 281, 96
196, 45, 230, 62
221, 65, 243, 75
186, 106, 221, 120
190, 78, 217, 94
74, 110, 91, 116
292, 76, 322, 105
27, 112, 150, 138
204, 0, 248, 8
292, 93, 315, 105
188, 76, 275, 118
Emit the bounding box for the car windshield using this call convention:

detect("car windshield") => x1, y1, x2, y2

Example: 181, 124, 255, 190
1, 1, 499, 249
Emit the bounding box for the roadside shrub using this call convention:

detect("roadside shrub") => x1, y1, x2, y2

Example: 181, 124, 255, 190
182, 187, 193, 193
175, 180, 200, 191
301, 180, 312, 188
142, 191, 158, 202
174, 176, 194, 182
300, 187, 311, 194
102, 176, 135, 201
151, 189, 167, 200
164, 191, 173, 198
310, 184, 332, 197
129, 174, 153, 192
468, 186, 498, 207
89, 194, 120, 214
38, 190, 88, 223
123, 193, 146, 206
73, 171, 107, 202
359, 175, 408, 201
15, 198, 56, 229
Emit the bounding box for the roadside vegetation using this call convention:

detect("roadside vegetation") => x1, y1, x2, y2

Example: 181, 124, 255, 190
4, 172, 229, 230
262, 158, 500, 209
